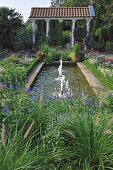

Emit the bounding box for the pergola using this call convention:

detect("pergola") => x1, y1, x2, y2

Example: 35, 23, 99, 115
29, 6, 95, 47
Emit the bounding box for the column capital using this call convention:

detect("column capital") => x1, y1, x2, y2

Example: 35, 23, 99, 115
45, 19, 50, 22
72, 19, 77, 23
31, 19, 36, 23
59, 19, 63, 23
86, 19, 92, 23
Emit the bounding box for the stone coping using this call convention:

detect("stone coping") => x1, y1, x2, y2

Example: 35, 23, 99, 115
25, 61, 45, 89
77, 62, 105, 95
48, 61, 76, 65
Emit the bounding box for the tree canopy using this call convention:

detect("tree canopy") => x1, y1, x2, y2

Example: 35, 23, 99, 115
0, 7, 23, 49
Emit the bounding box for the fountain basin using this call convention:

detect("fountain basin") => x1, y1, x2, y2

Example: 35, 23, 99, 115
30, 63, 94, 101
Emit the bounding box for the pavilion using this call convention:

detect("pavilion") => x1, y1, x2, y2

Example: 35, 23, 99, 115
29, 6, 95, 47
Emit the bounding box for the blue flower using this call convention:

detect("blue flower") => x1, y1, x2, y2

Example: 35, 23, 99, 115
24, 87, 29, 94
10, 85, 14, 90
86, 99, 92, 107
2, 85, 7, 89
3, 105, 9, 113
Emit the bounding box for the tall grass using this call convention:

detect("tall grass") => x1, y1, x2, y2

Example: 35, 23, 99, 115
59, 111, 113, 169
0, 127, 38, 170
1, 85, 113, 169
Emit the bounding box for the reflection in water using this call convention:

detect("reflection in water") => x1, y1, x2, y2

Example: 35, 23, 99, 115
30, 65, 94, 101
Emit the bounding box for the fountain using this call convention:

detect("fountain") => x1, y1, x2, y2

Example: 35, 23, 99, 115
57, 59, 72, 99
30, 61, 94, 101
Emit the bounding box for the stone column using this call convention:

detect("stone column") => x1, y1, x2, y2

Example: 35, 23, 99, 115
86, 19, 91, 36
45, 19, 50, 39
71, 19, 76, 47
32, 20, 36, 43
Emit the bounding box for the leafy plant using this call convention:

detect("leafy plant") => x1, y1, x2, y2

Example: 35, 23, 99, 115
0, 63, 26, 88
84, 60, 113, 90
4, 54, 21, 64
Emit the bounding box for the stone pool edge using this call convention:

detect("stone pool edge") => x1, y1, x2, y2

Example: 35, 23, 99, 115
25, 61, 105, 95
77, 62, 105, 95
25, 61, 45, 89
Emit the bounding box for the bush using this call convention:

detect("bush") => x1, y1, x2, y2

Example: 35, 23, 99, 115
72, 44, 81, 57
4, 54, 21, 64
106, 41, 113, 52
63, 31, 71, 43
94, 42, 105, 52
68, 44, 82, 61
0, 63, 26, 88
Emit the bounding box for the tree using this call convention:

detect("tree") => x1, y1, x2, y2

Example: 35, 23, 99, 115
0, 7, 23, 49
14, 20, 33, 49
51, 0, 65, 7
51, 0, 92, 7
55, 22, 64, 46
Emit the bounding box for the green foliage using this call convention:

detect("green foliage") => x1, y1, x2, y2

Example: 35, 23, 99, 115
0, 63, 26, 88
0, 7, 23, 49
38, 34, 46, 45
40, 44, 84, 63
106, 41, 113, 52
60, 110, 113, 169
63, 30, 71, 43
59, 50, 70, 61
0, 55, 38, 88
40, 44, 70, 63
68, 52, 77, 61
55, 22, 64, 46
84, 60, 113, 90
14, 20, 33, 49
1, 61, 113, 170
72, 44, 81, 56
4, 54, 21, 64
68, 44, 81, 61
0, 128, 38, 170
93, 42, 105, 52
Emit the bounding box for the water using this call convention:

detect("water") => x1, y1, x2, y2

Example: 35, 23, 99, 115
30, 65, 94, 101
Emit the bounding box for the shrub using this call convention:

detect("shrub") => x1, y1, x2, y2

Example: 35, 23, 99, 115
106, 41, 113, 52
4, 54, 21, 64
0, 63, 26, 88
68, 52, 78, 61
94, 42, 105, 52
72, 44, 81, 57
63, 31, 71, 43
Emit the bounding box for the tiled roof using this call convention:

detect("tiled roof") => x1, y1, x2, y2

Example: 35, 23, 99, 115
29, 7, 95, 19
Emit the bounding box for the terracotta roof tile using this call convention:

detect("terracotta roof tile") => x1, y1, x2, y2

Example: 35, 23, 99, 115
29, 7, 93, 19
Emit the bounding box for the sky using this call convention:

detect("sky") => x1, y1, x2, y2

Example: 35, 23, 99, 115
0, 0, 51, 22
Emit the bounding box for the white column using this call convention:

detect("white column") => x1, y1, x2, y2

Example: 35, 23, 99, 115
86, 19, 91, 36
45, 19, 50, 39
32, 20, 36, 43
71, 20, 76, 47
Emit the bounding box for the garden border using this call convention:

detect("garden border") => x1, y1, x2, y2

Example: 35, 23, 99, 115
77, 62, 105, 95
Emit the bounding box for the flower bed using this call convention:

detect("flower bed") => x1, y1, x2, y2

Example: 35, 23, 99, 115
84, 60, 113, 90
1, 49, 113, 169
